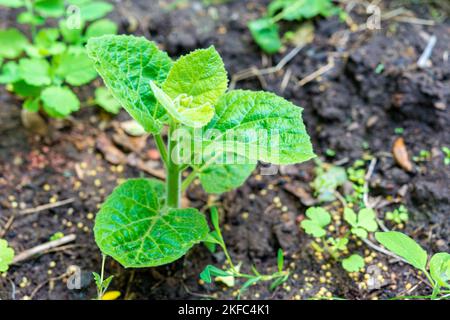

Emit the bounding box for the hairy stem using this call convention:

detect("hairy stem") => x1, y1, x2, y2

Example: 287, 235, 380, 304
166, 124, 181, 208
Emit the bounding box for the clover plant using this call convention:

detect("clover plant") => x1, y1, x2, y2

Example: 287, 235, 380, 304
376, 231, 450, 299
85, 34, 314, 269
248, 0, 343, 54
0, 0, 119, 118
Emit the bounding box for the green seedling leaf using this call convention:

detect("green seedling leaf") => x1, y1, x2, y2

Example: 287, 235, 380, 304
200, 90, 315, 165
26, 28, 66, 57
200, 265, 232, 283
342, 254, 365, 272
55, 46, 97, 86
197, 163, 256, 194
35, 0, 65, 18
95, 86, 121, 114
210, 206, 220, 231
41, 86, 80, 118
85, 19, 118, 39
80, 1, 114, 21
0, 239, 15, 272
18, 58, 51, 86
344, 207, 378, 239
94, 179, 209, 268
277, 248, 284, 272
86, 35, 173, 133
17, 12, 45, 25
429, 252, 450, 289
248, 18, 281, 54
150, 81, 215, 128
23, 96, 40, 112
59, 19, 84, 44
375, 231, 428, 271
11, 80, 41, 98
0, 28, 28, 59
300, 207, 331, 237
0, 0, 24, 8
0, 61, 21, 84
162, 46, 228, 108
269, 274, 289, 291
312, 164, 347, 202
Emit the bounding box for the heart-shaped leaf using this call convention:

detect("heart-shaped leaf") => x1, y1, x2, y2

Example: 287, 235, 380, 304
300, 207, 331, 237
94, 179, 209, 268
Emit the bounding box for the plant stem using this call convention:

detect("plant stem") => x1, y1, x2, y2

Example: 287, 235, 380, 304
181, 170, 198, 192
166, 124, 181, 208
25, 0, 37, 39
154, 134, 168, 166
98, 254, 106, 300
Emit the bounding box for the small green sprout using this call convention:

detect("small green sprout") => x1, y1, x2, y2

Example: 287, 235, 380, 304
341, 254, 365, 273
312, 161, 347, 202
344, 207, 378, 239
442, 147, 450, 165
300, 207, 331, 237
394, 127, 404, 135
93, 255, 114, 300
200, 207, 289, 298
49, 231, 65, 241
376, 231, 450, 299
412, 150, 431, 163
385, 205, 409, 225
0, 239, 15, 273
375, 63, 384, 74
248, 0, 343, 54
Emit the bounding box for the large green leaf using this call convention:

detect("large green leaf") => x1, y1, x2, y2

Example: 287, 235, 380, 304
199, 90, 315, 165
198, 162, 256, 194
86, 35, 173, 133
0, 28, 28, 59
430, 252, 450, 289
41, 86, 80, 118
18, 58, 52, 86
94, 179, 209, 268
162, 46, 228, 107
55, 47, 97, 86
150, 81, 214, 128
375, 231, 428, 271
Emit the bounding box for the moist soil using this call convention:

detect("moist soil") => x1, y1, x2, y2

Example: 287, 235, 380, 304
0, 0, 449, 300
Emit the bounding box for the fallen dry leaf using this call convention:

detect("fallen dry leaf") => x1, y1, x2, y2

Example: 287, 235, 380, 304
283, 181, 316, 206
96, 133, 127, 165
392, 137, 413, 172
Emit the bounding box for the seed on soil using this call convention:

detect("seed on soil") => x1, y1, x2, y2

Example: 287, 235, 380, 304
241, 212, 249, 220
43, 184, 51, 191
87, 213, 94, 220
49, 261, 56, 268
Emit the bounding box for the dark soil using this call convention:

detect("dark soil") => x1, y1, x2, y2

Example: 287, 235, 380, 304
0, 0, 449, 300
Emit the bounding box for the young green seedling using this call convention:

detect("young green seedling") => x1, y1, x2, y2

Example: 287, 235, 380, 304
200, 207, 289, 297
376, 231, 450, 299
92, 254, 114, 300
0, 0, 118, 118
248, 0, 344, 54
385, 205, 409, 226
85, 34, 314, 271
0, 239, 15, 273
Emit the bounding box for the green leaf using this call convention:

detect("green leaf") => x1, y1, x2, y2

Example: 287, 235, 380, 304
41, 86, 80, 118
429, 253, 450, 289
85, 19, 118, 39
200, 90, 315, 165
59, 19, 84, 44
86, 35, 173, 134
150, 81, 215, 128
277, 248, 284, 272
0, 28, 28, 59
17, 12, 45, 25
0, 61, 21, 84
375, 231, 428, 271
343, 207, 357, 226
26, 28, 66, 57
94, 178, 209, 268
248, 18, 282, 54
162, 46, 228, 108
358, 208, 378, 232
0, 239, 15, 272
95, 86, 121, 114
312, 165, 347, 202
198, 163, 256, 194
80, 1, 114, 21
0, 0, 24, 8
300, 207, 331, 237
342, 254, 365, 272
55, 46, 97, 86
12, 80, 42, 97
35, 0, 65, 18
23, 96, 41, 112
18, 58, 51, 86
200, 265, 232, 283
